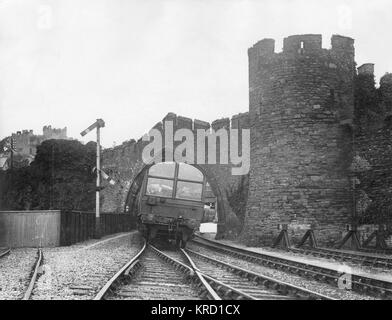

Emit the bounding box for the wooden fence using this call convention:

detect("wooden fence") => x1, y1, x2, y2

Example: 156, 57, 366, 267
0, 210, 61, 247
60, 211, 137, 246
0, 210, 137, 247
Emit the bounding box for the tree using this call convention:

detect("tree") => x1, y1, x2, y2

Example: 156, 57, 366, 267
0, 139, 96, 211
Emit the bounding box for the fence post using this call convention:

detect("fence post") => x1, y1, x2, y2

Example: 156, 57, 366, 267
102, 213, 106, 236
77, 212, 81, 242
60, 210, 66, 246
80, 212, 86, 242
89, 212, 94, 238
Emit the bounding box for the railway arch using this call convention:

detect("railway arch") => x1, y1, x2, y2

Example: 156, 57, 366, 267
100, 115, 249, 239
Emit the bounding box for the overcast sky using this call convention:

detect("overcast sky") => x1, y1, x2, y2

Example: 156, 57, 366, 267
0, 0, 391, 147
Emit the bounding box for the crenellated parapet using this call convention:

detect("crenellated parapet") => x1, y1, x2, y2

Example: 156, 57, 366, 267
102, 111, 250, 169
248, 34, 354, 60
148, 112, 249, 133
248, 34, 356, 124
357, 63, 375, 75
43, 125, 67, 139
231, 112, 250, 129
10, 125, 68, 158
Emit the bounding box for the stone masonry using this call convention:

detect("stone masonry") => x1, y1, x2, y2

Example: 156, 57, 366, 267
101, 34, 392, 247
101, 112, 250, 239
242, 35, 356, 246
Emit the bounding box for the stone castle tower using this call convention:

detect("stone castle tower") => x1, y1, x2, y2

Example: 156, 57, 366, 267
11, 126, 68, 158
243, 34, 356, 246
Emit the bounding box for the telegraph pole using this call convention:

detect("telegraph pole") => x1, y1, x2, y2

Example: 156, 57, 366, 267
81, 119, 105, 239
96, 124, 101, 239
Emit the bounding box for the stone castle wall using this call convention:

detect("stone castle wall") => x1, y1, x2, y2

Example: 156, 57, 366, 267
101, 112, 250, 239
101, 34, 392, 247
11, 126, 68, 157
243, 34, 356, 246
352, 70, 392, 226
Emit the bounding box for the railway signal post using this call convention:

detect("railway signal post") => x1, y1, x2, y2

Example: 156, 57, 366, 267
81, 118, 105, 239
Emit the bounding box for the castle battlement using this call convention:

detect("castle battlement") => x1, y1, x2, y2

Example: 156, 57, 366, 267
358, 63, 375, 75
43, 125, 67, 139
248, 34, 356, 125
249, 34, 354, 59
10, 125, 68, 158
153, 112, 250, 133
13, 129, 33, 137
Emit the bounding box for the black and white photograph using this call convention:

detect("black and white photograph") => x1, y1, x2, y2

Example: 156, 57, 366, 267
0, 0, 392, 309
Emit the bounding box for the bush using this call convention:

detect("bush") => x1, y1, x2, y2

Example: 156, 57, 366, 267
0, 139, 96, 211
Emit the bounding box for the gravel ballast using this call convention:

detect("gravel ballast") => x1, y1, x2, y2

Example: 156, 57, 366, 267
0, 248, 38, 300
200, 233, 392, 280
189, 239, 378, 300
32, 231, 142, 300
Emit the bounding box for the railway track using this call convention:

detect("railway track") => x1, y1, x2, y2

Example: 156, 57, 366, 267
192, 235, 392, 299
95, 240, 220, 300
182, 248, 333, 300
0, 248, 11, 259
96, 240, 332, 300
23, 248, 43, 300
289, 246, 392, 269
360, 247, 392, 255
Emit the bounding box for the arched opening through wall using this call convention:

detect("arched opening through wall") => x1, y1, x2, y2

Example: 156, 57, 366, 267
124, 161, 218, 247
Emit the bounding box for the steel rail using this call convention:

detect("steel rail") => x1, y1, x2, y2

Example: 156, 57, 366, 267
181, 248, 258, 300
0, 248, 11, 259
180, 248, 222, 300
152, 245, 262, 300
22, 248, 43, 300
94, 240, 147, 300
149, 244, 221, 300
198, 272, 258, 300
360, 247, 392, 255
289, 246, 392, 269
193, 235, 392, 298
95, 240, 222, 300
186, 248, 335, 300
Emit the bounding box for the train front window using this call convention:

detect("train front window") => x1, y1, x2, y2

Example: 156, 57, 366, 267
178, 163, 203, 182
145, 162, 205, 201
176, 181, 203, 201
146, 178, 173, 197
148, 162, 175, 179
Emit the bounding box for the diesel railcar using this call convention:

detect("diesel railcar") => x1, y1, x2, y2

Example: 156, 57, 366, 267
136, 162, 211, 247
